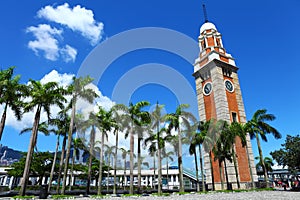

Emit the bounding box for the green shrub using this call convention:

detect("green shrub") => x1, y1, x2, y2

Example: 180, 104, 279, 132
12, 195, 35, 199
51, 194, 75, 199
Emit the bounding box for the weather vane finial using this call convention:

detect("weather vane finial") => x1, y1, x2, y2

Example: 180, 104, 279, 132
202, 4, 209, 23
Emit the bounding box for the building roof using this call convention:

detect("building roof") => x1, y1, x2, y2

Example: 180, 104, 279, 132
200, 22, 217, 34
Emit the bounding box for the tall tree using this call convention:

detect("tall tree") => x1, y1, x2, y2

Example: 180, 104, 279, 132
165, 104, 196, 192
127, 101, 150, 194
149, 103, 165, 194
76, 112, 98, 194
61, 76, 98, 194
96, 106, 113, 195
212, 122, 232, 190
255, 156, 274, 176
120, 148, 130, 189
245, 109, 281, 185
52, 110, 71, 194
47, 109, 70, 193
20, 80, 66, 196
110, 104, 129, 194
0, 67, 26, 140
19, 121, 53, 152
104, 144, 115, 192
161, 150, 174, 189
69, 137, 85, 191
271, 134, 300, 173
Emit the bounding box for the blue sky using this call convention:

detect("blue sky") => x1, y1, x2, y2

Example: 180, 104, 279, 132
0, 0, 300, 169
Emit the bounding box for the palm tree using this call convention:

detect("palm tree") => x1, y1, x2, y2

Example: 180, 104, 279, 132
0, 67, 26, 140
164, 104, 196, 192
76, 112, 98, 194
255, 156, 274, 176
120, 148, 130, 189
222, 122, 249, 189
61, 76, 98, 194
47, 109, 70, 193
196, 121, 211, 192
212, 122, 232, 190
149, 102, 165, 194
96, 106, 113, 195
69, 137, 85, 191
188, 128, 200, 192
201, 119, 221, 191
127, 101, 150, 194
104, 144, 115, 192
111, 104, 129, 194
51, 110, 71, 194
245, 109, 281, 185
162, 150, 174, 189
19, 80, 66, 196
19, 121, 53, 152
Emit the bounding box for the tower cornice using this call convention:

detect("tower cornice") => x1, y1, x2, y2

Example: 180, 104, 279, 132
193, 59, 238, 80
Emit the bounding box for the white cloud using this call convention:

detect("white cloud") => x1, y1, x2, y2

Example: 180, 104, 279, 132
37, 3, 104, 45
60, 45, 77, 63
40, 70, 74, 86
26, 24, 62, 61
27, 24, 77, 62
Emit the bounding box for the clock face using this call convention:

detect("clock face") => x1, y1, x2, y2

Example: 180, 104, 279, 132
203, 82, 212, 95
224, 80, 234, 92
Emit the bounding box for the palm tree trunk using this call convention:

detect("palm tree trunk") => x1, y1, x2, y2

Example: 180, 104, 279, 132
69, 142, 76, 191
157, 128, 162, 194
166, 158, 169, 189
209, 151, 215, 191
56, 135, 67, 194
178, 127, 184, 193
113, 130, 118, 194
107, 154, 110, 192
137, 137, 142, 193
97, 132, 105, 195
245, 141, 255, 189
20, 105, 41, 196
198, 144, 205, 192
218, 160, 224, 190
224, 160, 230, 190
256, 133, 268, 186
153, 154, 156, 189
232, 146, 240, 189
62, 97, 76, 194
193, 149, 200, 192
129, 127, 134, 194
123, 156, 126, 190
0, 103, 8, 140
87, 127, 95, 195
48, 134, 60, 193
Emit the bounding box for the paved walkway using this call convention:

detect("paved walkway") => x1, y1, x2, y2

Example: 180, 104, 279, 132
70, 191, 299, 200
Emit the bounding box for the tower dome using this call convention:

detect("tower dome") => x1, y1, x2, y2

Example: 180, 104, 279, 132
200, 22, 217, 34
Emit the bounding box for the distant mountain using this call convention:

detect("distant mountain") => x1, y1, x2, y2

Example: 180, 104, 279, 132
0, 144, 23, 166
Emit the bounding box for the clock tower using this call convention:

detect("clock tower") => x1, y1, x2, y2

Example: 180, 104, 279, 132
193, 21, 258, 190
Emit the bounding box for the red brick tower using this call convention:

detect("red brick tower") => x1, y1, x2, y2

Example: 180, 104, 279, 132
193, 21, 258, 190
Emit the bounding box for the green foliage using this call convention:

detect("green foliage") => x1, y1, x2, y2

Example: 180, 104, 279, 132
152, 192, 170, 196
90, 194, 106, 199
271, 134, 300, 173
12, 195, 35, 199
7, 151, 53, 182
52, 194, 75, 199
122, 193, 141, 197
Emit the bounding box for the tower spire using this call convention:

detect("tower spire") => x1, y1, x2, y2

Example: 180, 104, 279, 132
202, 4, 209, 23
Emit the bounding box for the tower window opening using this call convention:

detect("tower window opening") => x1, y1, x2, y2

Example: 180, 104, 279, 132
216, 38, 220, 46
231, 112, 238, 122
202, 40, 206, 49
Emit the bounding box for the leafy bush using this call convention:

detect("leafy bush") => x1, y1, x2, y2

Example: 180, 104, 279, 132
12, 195, 35, 199
51, 194, 75, 199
